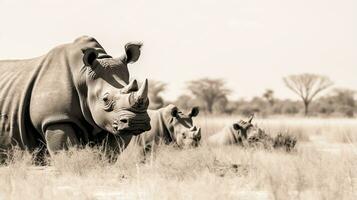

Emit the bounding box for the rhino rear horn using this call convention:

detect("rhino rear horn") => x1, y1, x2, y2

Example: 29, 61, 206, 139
248, 114, 254, 123
122, 79, 139, 94
194, 128, 201, 139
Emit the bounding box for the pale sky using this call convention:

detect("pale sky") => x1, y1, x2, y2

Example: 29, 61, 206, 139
0, 0, 356, 101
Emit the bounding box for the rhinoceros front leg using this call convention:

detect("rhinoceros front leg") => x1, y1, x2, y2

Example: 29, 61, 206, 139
45, 124, 79, 156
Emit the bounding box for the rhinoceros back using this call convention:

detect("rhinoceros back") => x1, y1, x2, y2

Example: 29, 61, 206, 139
0, 36, 115, 151
0, 58, 43, 150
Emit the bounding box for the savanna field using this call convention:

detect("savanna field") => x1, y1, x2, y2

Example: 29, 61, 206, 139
0, 116, 356, 200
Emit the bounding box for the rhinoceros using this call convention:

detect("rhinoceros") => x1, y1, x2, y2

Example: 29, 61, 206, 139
208, 116, 297, 151
207, 116, 262, 146
0, 36, 151, 157
128, 104, 201, 154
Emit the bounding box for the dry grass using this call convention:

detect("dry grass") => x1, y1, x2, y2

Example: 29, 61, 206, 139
0, 117, 357, 200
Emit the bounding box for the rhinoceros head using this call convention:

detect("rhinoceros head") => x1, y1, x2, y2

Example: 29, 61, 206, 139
81, 42, 151, 135
164, 105, 201, 148
232, 115, 263, 145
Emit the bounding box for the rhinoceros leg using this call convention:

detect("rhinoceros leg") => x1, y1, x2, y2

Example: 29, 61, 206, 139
44, 124, 79, 156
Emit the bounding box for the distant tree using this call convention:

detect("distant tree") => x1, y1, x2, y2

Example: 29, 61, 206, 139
315, 88, 355, 117
236, 102, 261, 116
213, 96, 229, 114
280, 100, 301, 115
333, 88, 355, 108
263, 89, 275, 106
252, 96, 271, 116
186, 78, 231, 113
148, 80, 167, 109
283, 73, 333, 116
174, 95, 196, 111
234, 98, 302, 116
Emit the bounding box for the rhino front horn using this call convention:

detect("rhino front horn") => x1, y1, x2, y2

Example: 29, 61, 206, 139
132, 79, 149, 107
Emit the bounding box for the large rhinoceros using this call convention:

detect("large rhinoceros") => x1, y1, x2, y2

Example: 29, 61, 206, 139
0, 36, 151, 156
128, 104, 201, 154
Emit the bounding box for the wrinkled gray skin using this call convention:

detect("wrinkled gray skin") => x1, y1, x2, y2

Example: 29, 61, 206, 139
128, 104, 201, 154
208, 116, 263, 146
0, 36, 151, 157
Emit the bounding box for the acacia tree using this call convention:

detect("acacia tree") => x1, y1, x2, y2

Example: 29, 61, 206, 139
186, 78, 230, 113
263, 89, 275, 106
174, 95, 197, 111
148, 80, 167, 109
283, 73, 333, 116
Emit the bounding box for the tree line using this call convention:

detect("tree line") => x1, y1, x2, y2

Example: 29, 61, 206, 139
148, 73, 356, 118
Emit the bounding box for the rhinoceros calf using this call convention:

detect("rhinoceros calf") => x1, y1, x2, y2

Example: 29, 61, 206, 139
129, 104, 201, 153
0, 36, 151, 157
208, 116, 262, 146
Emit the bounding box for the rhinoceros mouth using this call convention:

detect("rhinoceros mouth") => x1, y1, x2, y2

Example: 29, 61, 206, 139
111, 111, 151, 135
112, 122, 151, 135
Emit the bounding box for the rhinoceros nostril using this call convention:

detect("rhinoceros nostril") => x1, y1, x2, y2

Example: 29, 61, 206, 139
120, 118, 128, 124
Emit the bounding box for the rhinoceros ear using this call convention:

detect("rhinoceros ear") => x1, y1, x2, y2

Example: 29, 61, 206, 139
82, 48, 98, 66
171, 106, 179, 118
233, 123, 241, 130
124, 42, 142, 64
189, 107, 200, 118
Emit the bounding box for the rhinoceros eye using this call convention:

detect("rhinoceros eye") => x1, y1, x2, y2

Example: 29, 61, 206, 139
102, 93, 114, 111
102, 94, 109, 102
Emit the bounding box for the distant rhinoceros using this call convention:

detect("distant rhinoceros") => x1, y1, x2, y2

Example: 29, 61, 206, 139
0, 36, 151, 156
128, 104, 201, 154
207, 116, 262, 146
208, 116, 297, 151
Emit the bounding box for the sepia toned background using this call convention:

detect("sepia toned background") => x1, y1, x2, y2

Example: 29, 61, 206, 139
0, 0, 356, 103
